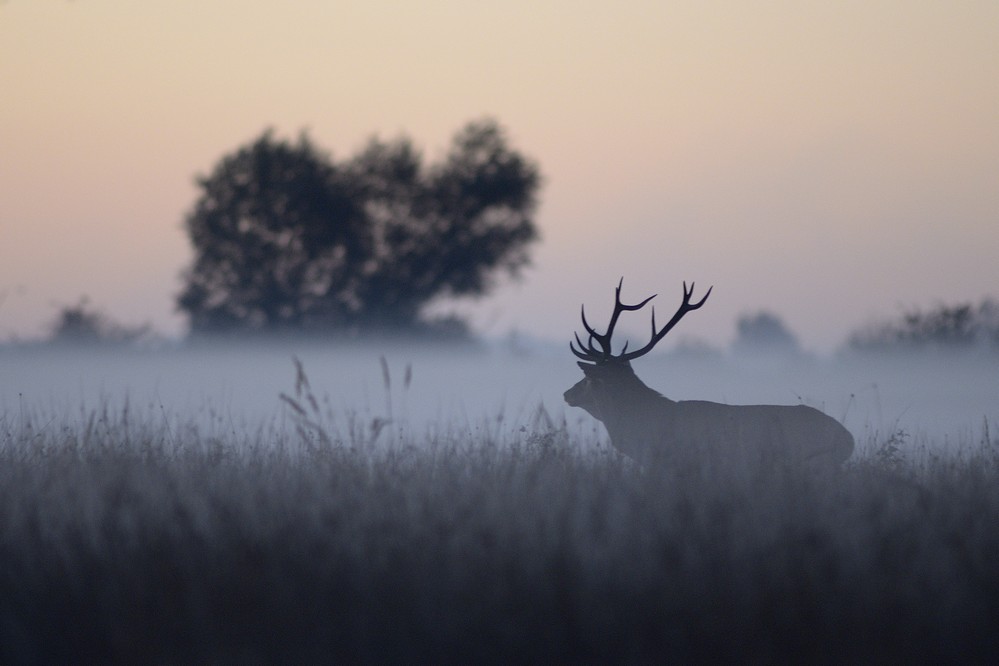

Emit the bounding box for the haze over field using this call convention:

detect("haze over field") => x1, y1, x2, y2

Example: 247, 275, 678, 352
3, 342, 996, 448
2, 1, 998, 351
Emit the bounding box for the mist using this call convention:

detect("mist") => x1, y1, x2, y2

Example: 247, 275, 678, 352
4, 340, 995, 448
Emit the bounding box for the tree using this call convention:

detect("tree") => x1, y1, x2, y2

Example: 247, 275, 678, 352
732, 311, 801, 356
177, 119, 541, 336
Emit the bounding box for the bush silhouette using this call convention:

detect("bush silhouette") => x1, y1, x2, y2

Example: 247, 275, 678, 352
732, 311, 801, 355
848, 299, 999, 351
49, 298, 149, 346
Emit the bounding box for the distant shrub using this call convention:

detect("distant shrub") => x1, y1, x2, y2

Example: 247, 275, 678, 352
732, 311, 801, 356
848, 299, 999, 352
49, 298, 149, 346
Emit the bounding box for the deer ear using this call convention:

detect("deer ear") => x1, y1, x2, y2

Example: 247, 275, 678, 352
577, 361, 595, 373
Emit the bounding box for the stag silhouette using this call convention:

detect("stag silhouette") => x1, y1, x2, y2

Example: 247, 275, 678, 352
564, 280, 854, 475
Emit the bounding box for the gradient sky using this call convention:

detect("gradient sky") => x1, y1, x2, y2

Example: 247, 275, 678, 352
2, 0, 997, 351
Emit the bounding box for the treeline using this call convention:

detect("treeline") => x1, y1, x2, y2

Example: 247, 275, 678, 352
18, 296, 999, 355
847, 299, 999, 352
727, 300, 999, 356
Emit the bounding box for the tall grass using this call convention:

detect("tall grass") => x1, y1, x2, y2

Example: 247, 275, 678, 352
1, 379, 998, 662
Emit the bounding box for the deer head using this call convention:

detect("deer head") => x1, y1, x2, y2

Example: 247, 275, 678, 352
564, 279, 711, 422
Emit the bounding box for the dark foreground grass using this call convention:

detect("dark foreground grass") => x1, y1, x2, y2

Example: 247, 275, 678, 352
1, 410, 998, 664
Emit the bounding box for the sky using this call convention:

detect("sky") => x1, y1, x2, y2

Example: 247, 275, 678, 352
2, 0, 997, 352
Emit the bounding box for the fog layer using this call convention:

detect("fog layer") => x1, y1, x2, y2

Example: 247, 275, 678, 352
3, 342, 995, 448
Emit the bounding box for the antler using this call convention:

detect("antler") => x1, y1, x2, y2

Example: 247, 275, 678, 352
570, 279, 712, 363
571, 278, 655, 362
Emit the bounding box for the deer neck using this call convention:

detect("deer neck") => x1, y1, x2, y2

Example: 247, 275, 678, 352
597, 371, 675, 446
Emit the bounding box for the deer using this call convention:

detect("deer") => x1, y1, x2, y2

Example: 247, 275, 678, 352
564, 280, 854, 476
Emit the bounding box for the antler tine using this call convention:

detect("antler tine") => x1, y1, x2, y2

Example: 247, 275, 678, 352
579, 305, 599, 340
571, 331, 600, 360
604, 279, 655, 348
684, 281, 712, 309
572, 302, 609, 360
571, 278, 682, 363
570, 340, 591, 361
619, 281, 713, 362
605, 291, 655, 355
578, 305, 610, 358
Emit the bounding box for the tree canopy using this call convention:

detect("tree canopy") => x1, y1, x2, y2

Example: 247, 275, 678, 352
177, 119, 541, 337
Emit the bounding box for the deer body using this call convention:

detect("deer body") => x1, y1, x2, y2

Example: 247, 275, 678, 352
564, 281, 854, 473
564, 361, 854, 472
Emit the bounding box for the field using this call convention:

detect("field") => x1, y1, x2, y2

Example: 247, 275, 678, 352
2, 345, 998, 662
